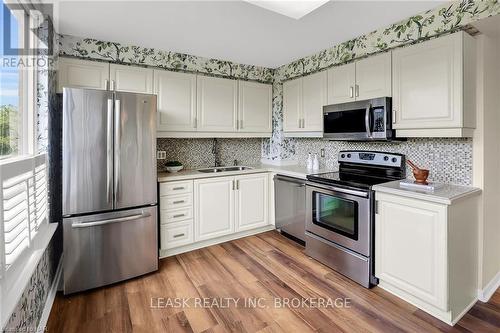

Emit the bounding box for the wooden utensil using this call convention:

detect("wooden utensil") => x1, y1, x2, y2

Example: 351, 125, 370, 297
406, 160, 429, 184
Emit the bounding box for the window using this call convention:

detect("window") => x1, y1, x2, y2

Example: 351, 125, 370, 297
0, 2, 52, 327
0, 2, 37, 159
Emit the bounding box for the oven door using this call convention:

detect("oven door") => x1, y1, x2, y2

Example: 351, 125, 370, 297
305, 183, 371, 256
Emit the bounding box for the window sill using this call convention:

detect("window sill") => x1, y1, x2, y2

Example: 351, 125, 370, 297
0, 223, 58, 329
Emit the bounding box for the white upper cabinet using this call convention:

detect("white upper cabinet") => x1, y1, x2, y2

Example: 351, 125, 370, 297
110, 64, 153, 93
235, 174, 269, 232
238, 81, 272, 133
392, 31, 476, 137
283, 71, 326, 136
197, 76, 238, 132
58, 57, 110, 93
327, 62, 356, 104
154, 70, 196, 132
356, 52, 392, 100
302, 71, 327, 132
283, 78, 302, 132
327, 53, 391, 105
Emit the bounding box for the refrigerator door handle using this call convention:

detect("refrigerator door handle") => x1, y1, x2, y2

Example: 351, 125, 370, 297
114, 99, 121, 204
106, 99, 113, 206
71, 211, 151, 228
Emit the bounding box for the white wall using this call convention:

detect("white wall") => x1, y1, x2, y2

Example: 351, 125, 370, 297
473, 33, 500, 299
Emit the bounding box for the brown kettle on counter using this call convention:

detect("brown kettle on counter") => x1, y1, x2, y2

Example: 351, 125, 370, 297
407, 160, 429, 184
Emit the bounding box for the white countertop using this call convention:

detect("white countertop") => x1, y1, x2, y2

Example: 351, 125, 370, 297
373, 180, 481, 205
158, 164, 334, 182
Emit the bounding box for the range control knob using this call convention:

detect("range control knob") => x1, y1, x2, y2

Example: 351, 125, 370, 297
383, 156, 389, 161
391, 157, 397, 163
341, 154, 345, 158
347, 154, 351, 158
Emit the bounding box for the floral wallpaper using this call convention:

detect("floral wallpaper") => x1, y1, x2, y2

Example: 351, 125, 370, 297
58, 34, 274, 83
276, 0, 500, 81
266, 0, 500, 161
57, 1, 500, 164
3, 14, 63, 333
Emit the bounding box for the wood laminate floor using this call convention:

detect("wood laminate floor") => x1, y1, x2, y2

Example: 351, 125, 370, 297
47, 231, 500, 333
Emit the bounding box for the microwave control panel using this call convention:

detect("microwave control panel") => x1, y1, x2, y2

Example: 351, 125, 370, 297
372, 108, 385, 132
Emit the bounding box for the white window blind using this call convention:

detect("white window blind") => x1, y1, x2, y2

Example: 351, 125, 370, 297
0, 154, 47, 275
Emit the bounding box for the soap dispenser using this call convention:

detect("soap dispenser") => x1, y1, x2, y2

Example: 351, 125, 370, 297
307, 153, 313, 170
313, 154, 319, 171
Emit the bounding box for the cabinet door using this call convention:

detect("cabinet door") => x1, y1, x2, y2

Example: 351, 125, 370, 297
155, 70, 196, 132
194, 177, 235, 241
197, 76, 238, 132
235, 174, 269, 232
238, 81, 272, 133
392, 32, 463, 129
58, 57, 109, 93
375, 194, 447, 310
302, 71, 327, 132
110, 64, 153, 93
283, 78, 302, 132
356, 52, 391, 100
327, 62, 355, 104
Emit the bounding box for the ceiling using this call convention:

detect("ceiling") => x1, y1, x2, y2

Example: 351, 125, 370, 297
55, 1, 446, 68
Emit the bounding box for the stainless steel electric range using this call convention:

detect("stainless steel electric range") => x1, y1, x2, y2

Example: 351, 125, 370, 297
305, 151, 406, 288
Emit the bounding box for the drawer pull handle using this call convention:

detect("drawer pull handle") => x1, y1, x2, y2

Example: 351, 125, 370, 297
173, 233, 185, 238
173, 187, 185, 190
173, 214, 185, 218
173, 200, 185, 204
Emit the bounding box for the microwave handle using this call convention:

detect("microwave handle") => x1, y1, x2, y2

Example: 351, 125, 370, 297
365, 104, 372, 138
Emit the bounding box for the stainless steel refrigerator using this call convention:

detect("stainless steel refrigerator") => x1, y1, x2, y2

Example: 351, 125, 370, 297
62, 87, 158, 294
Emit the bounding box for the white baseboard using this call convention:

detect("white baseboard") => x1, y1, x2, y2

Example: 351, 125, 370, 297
37, 255, 63, 332
478, 270, 500, 302
451, 297, 478, 325
160, 225, 274, 258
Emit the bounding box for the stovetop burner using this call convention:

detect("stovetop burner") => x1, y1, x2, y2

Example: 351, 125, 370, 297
307, 151, 406, 190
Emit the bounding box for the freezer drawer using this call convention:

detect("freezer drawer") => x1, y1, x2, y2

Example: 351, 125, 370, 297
63, 206, 158, 294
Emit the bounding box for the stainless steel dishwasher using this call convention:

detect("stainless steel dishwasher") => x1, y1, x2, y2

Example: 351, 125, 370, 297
274, 175, 306, 243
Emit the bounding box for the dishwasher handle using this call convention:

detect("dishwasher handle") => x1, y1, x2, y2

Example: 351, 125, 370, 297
274, 175, 306, 186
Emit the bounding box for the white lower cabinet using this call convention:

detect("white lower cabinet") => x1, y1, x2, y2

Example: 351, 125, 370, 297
161, 221, 194, 250
159, 173, 271, 255
194, 176, 235, 241
235, 174, 269, 232
375, 191, 479, 325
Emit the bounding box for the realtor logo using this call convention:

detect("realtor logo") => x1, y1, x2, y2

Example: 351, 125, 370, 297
1, 2, 52, 56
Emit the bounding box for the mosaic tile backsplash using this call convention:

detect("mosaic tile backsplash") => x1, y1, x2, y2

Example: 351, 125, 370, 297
290, 138, 473, 186
157, 138, 263, 170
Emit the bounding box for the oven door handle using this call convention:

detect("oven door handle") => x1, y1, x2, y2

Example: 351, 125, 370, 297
307, 183, 369, 198
365, 104, 372, 139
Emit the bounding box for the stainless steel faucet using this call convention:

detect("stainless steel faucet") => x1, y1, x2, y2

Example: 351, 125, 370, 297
212, 138, 220, 167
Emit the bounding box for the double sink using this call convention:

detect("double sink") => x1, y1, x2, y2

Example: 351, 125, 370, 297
198, 166, 253, 173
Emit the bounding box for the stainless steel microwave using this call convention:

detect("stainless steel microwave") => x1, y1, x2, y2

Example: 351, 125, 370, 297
323, 97, 394, 141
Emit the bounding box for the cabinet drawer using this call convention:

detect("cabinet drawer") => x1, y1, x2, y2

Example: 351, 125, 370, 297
160, 221, 193, 249
160, 194, 192, 209
160, 207, 193, 224
160, 181, 193, 196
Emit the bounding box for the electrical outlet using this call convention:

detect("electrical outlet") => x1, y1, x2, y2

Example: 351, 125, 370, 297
156, 151, 166, 160
320, 149, 325, 158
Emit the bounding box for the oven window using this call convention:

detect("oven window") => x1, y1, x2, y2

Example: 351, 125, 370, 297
313, 192, 358, 240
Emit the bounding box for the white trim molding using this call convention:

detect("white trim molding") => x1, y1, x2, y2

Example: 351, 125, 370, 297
0, 223, 57, 329
37, 255, 63, 333
478, 270, 500, 302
